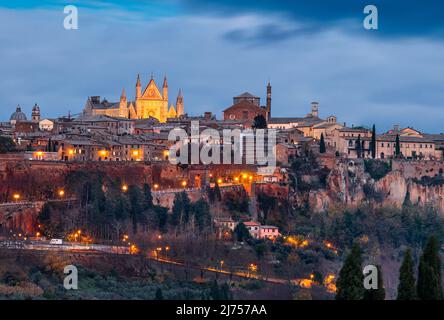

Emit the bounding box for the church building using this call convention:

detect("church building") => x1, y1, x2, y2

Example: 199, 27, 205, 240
83, 74, 184, 123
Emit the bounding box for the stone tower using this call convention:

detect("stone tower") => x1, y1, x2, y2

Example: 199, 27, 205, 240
119, 88, 128, 117
311, 101, 319, 117
32, 103, 40, 122
176, 89, 184, 116
266, 81, 272, 120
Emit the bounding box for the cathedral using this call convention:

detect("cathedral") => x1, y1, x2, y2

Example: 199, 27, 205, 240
83, 75, 184, 122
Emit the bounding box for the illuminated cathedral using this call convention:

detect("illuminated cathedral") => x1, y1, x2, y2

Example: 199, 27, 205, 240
83, 74, 184, 122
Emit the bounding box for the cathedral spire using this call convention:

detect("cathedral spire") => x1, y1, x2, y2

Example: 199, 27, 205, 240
162, 75, 168, 101
176, 89, 184, 116
136, 74, 141, 99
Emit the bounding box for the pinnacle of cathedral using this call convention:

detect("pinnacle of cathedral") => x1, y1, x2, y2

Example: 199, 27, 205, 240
163, 75, 168, 88
136, 74, 141, 87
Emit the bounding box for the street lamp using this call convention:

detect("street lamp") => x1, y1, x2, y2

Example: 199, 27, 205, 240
12, 193, 20, 201
58, 189, 65, 197
181, 181, 187, 188
153, 184, 159, 190
122, 184, 128, 192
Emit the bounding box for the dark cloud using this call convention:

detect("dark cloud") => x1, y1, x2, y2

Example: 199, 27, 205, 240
0, 3, 443, 133
183, 0, 444, 38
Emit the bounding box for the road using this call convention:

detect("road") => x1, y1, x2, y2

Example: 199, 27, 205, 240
0, 239, 304, 286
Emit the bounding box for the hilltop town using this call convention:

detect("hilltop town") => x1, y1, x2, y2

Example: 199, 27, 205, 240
1, 74, 444, 300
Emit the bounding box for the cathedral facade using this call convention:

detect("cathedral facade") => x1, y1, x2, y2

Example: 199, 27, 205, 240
83, 75, 184, 122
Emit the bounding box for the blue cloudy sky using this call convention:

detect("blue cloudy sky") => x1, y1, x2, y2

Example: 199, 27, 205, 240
1, 0, 443, 132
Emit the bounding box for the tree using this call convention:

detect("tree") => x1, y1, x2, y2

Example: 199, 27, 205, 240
170, 191, 191, 228
252, 114, 267, 129
234, 222, 251, 242
397, 249, 416, 300
417, 236, 443, 300
336, 243, 364, 300
319, 133, 326, 154
220, 283, 232, 300
254, 241, 268, 260
192, 199, 211, 231
127, 185, 144, 233
356, 135, 362, 158
395, 134, 401, 158
0, 136, 16, 153
210, 280, 221, 300
371, 124, 376, 159
155, 288, 164, 300
363, 265, 385, 300
214, 183, 222, 202
142, 183, 153, 210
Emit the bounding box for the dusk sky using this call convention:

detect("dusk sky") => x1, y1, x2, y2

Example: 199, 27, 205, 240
1, 0, 443, 132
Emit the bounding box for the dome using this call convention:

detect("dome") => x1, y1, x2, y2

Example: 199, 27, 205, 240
10, 106, 27, 122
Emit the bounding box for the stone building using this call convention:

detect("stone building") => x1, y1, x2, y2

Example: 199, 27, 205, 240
83, 75, 184, 123
223, 82, 272, 127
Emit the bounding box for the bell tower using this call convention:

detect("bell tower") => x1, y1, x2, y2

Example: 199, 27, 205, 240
266, 81, 272, 121
32, 103, 40, 122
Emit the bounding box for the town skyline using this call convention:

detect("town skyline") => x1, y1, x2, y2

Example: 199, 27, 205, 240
1, 1, 444, 132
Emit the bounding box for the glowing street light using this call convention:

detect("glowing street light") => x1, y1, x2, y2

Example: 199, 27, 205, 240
58, 189, 65, 197
181, 181, 187, 188
217, 178, 223, 184
249, 263, 257, 272
12, 193, 20, 201
153, 184, 159, 190
122, 184, 128, 192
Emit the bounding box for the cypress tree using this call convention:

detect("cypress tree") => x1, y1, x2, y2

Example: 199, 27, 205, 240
155, 288, 164, 300
371, 124, 376, 159
319, 133, 326, 153
417, 236, 443, 300
336, 243, 365, 300
395, 134, 401, 157
363, 265, 385, 300
356, 135, 362, 158
210, 280, 221, 300
397, 249, 416, 300
142, 183, 153, 210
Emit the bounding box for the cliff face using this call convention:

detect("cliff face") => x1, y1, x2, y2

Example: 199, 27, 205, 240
301, 160, 444, 213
